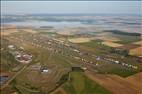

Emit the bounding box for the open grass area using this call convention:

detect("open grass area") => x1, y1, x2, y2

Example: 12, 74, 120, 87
63, 72, 111, 94
1, 39, 20, 71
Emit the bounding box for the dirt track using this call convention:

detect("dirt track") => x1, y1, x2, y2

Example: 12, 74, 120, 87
85, 71, 142, 94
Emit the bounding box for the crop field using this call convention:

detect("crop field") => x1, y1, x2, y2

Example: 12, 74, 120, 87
1, 27, 142, 94
63, 72, 111, 94
129, 46, 142, 57
133, 41, 142, 46
1, 26, 19, 36
126, 72, 142, 91
118, 44, 140, 50
94, 63, 139, 77
102, 41, 123, 47
85, 71, 142, 94
68, 37, 92, 43
77, 39, 111, 55
111, 34, 142, 44
94, 32, 121, 42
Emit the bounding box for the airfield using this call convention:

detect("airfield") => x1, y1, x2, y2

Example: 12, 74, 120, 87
1, 25, 142, 94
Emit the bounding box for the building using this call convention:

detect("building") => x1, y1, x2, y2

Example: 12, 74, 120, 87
15, 53, 32, 64
72, 67, 84, 72
40, 66, 49, 73
8, 45, 15, 50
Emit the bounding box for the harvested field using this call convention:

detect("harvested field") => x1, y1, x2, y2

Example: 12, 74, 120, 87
133, 41, 142, 46
95, 32, 120, 42
1, 25, 19, 35
102, 41, 123, 47
94, 32, 121, 42
57, 31, 73, 35
1, 29, 19, 36
20, 29, 37, 34
95, 36, 121, 42
118, 44, 140, 50
57, 29, 74, 35
1, 25, 17, 30
85, 71, 142, 94
129, 46, 142, 57
68, 38, 92, 43
96, 32, 111, 36
126, 72, 142, 93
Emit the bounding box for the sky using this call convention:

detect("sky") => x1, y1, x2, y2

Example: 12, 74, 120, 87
1, 1, 142, 15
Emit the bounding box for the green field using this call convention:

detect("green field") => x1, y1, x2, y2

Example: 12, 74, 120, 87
63, 72, 111, 94
78, 40, 111, 55
95, 63, 138, 77
112, 34, 141, 44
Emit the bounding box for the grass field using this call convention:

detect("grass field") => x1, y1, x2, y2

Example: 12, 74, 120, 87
63, 72, 111, 94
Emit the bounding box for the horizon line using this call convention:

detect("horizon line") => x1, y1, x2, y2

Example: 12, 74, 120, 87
2, 13, 142, 15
